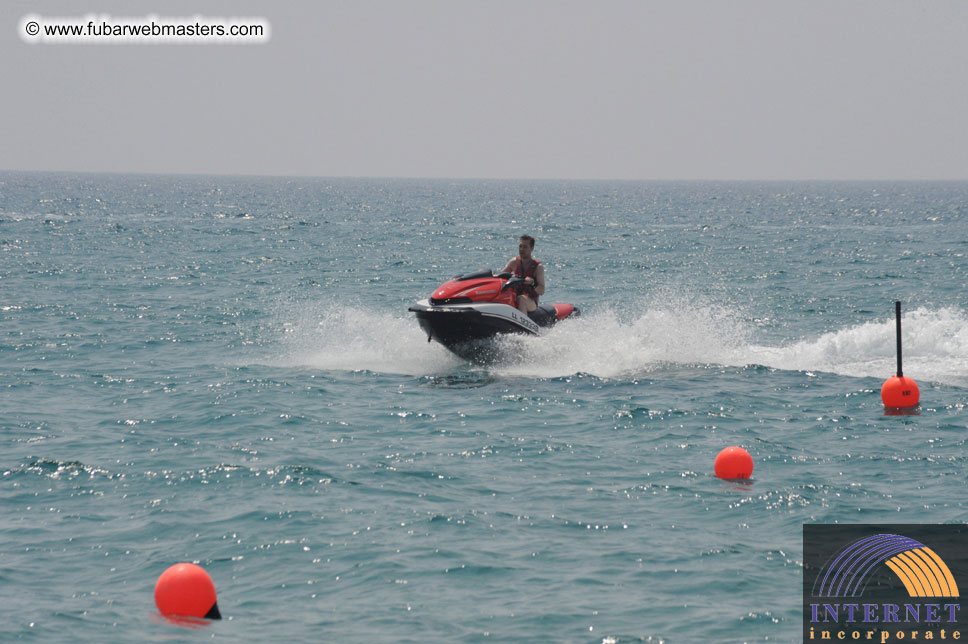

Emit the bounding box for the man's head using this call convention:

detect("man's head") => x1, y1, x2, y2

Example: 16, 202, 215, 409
518, 235, 535, 259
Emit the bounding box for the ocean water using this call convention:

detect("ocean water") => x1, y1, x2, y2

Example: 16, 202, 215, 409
1, 173, 966, 642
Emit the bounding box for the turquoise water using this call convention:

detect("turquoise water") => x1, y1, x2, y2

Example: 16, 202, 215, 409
2, 173, 966, 642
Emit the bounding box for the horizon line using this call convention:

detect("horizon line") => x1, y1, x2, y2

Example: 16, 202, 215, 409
2, 167, 967, 183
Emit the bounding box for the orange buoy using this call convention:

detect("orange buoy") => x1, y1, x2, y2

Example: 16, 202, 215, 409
714, 446, 753, 480
154, 563, 221, 620
881, 375, 919, 408
881, 301, 919, 409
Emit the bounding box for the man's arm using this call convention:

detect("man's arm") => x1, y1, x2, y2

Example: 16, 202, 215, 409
533, 264, 546, 296
501, 258, 516, 274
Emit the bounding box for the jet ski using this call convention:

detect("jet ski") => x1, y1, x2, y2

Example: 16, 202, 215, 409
408, 269, 580, 361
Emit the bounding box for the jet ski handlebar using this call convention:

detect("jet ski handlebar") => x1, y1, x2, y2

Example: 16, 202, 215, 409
501, 276, 528, 292
450, 269, 524, 291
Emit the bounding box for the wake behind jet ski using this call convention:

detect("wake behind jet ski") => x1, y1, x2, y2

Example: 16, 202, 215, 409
408, 269, 580, 361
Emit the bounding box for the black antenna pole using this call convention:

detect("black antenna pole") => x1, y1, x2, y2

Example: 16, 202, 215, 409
895, 301, 903, 378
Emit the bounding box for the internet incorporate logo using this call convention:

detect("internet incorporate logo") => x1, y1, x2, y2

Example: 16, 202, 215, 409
804, 526, 966, 643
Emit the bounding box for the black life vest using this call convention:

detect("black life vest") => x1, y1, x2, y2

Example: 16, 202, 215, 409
513, 257, 541, 303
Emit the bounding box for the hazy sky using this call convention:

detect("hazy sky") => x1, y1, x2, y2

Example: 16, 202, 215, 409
4, 1, 968, 180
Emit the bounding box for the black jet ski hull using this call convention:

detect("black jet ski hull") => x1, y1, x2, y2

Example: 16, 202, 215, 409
409, 300, 565, 361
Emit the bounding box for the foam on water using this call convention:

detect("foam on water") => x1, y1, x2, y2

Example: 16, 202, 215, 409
747, 307, 968, 387
272, 297, 968, 388
505, 304, 968, 386
270, 302, 462, 375
492, 292, 752, 379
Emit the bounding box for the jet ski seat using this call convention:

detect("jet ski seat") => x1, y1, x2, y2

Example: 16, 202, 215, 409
527, 304, 557, 328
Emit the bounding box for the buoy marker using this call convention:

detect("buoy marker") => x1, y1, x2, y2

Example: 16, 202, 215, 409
154, 563, 221, 621
714, 446, 753, 480
880, 301, 919, 408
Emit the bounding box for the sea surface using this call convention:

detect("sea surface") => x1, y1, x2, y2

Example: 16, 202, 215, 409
1, 173, 966, 643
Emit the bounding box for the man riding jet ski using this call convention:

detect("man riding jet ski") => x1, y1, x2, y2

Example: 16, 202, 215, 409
408, 235, 579, 361
501, 234, 545, 315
